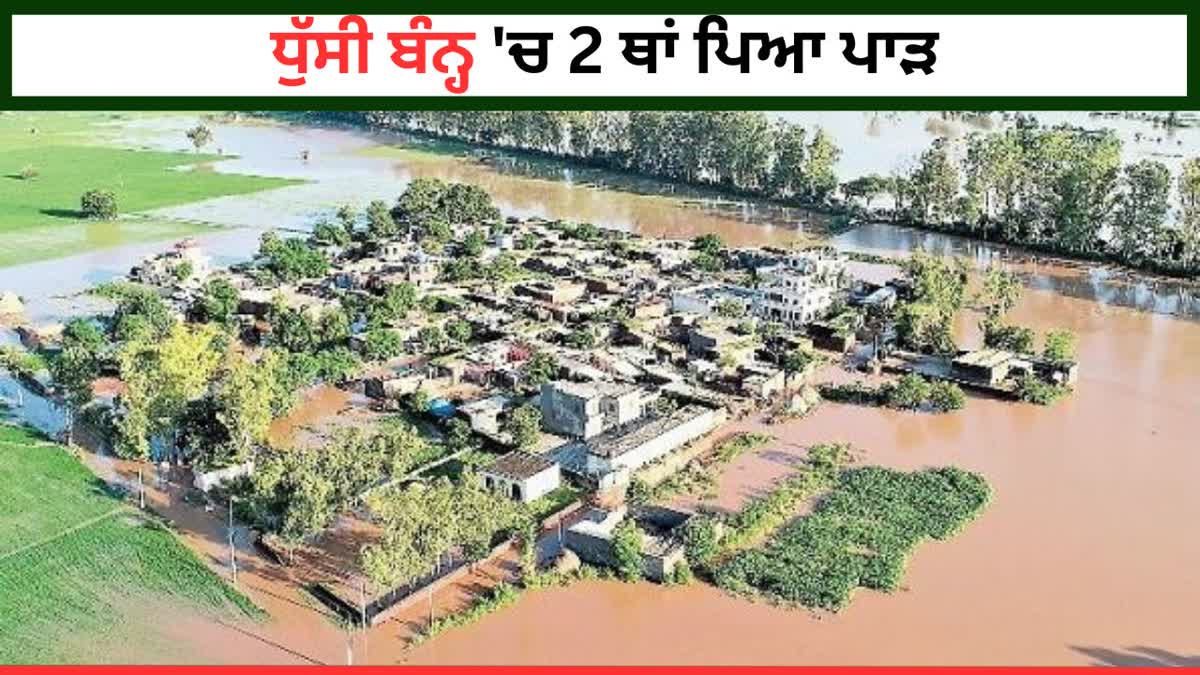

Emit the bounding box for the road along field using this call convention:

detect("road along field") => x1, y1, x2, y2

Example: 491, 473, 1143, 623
0, 424, 260, 664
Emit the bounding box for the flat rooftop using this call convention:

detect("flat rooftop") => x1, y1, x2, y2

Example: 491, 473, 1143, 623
585, 404, 712, 459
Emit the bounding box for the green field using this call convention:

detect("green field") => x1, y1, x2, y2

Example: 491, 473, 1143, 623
0, 111, 299, 268
0, 424, 259, 664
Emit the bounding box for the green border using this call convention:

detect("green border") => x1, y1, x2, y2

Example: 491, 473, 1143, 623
4, 6, 1196, 109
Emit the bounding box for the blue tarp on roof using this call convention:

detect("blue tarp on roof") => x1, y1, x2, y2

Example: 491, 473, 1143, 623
428, 398, 456, 419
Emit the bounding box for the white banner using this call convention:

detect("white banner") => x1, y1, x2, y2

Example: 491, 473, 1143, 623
10, 14, 1189, 97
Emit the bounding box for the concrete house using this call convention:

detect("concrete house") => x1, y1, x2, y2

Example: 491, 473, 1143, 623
562, 505, 689, 582
458, 394, 514, 436
578, 404, 726, 480
480, 451, 561, 503
754, 265, 838, 328
539, 380, 644, 440
951, 349, 1015, 386
671, 283, 758, 318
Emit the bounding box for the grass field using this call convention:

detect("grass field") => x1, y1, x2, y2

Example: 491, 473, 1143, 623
0, 424, 259, 664
0, 111, 299, 268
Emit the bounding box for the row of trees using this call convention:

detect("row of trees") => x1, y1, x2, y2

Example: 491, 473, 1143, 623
871, 123, 1200, 274
359, 475, 527, 589
326, 111, 1200, 276
349, 111, 843, 206
240, 421, 439, 550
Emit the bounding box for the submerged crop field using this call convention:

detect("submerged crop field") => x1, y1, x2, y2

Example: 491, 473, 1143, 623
0, 111, 298, 268
0, 425, 258, 664
715, 465, 991, 611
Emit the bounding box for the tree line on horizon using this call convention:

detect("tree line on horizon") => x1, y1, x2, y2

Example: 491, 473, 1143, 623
307, 110, 1200, 277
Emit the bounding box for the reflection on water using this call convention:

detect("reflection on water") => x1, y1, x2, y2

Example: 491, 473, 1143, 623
836, 224, 1200, 320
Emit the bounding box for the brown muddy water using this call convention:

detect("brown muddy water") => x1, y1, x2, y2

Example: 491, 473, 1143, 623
5, 114, 1200, 664
400, 281, 1200, 666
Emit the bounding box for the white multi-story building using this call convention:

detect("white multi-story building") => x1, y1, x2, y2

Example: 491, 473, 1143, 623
755, 264, 839, 328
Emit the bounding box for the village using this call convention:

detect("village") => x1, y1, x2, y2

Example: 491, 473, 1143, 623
0, 176, 1080, 642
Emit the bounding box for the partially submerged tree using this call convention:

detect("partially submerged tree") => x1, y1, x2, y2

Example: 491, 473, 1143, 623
80, 189, 118, 220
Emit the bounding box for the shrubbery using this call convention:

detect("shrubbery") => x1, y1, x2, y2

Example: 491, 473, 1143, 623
715, 465, 991, 611
819, 374, 965, 413
80, 189, 117, 220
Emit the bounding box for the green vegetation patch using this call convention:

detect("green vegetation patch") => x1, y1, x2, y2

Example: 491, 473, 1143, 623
714, 465, 990, 611
0, 114, 299, 267
0, 424, 258, 664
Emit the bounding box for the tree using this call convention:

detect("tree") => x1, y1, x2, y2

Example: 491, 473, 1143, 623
100, 282, 175, 343
446, 319, 473, 345
362, 329, 405, 361
681, 515, 722, 569
80, 189, 117, 220
841, 174, 890, 210
782, 347, 815, 384
408, 387, 431, 415
715, 299, 745, 319
564, 328, 597, 350
312, 220, 351, 247
50, 319, 107, 444
884, 373, 931, 410
801, 127, 841, 203
203, 350, 276, 468
366, 199, 400, 241
115, 322, 223, 460
982, 322, 1035, 353
444, 418, 477, 454
611, 519, 644, 582
908, 139, 960, 224
335, 204, 358, 239
1177, 158, 1200, 267
317, 307, 351, 348
194, 277, 240, 326
258, 234, 329, 282
1112, 159, 1171, 264
503, 404, 542, 450
267, 300, 318, 353
1042, 329, 1077, 364
927, 381, 966, 412
521, 350, 559, 391
976, 267, 1022, 321
461, 227, 488, 257
185, 124, 213, 152
692, 233, 723, 256
895, 252, 968, 354
417, 325, 448, 354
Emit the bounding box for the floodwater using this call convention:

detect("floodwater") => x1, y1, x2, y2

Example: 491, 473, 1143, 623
402, 281, 1200, 666
2, 113, 1199, 664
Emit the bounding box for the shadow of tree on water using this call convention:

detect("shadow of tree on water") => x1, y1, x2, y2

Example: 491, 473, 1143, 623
1071, 645, 1200, 667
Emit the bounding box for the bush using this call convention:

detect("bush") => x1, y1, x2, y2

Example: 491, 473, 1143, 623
983, 321, 1035, 353
926, 381, 966, 412
883, 373, 930, 410
681, 515, 722, 570
1016, 374, 1070, 405
611, 519, 644, 582
670, 559, 694, 585
80, 189, 118, 220
362, 329, 405, 362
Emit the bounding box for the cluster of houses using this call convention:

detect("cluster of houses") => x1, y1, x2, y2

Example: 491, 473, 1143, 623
2, 213, 1080, 596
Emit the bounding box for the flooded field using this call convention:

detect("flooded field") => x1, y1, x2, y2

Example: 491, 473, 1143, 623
3, 112, 1198, 665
